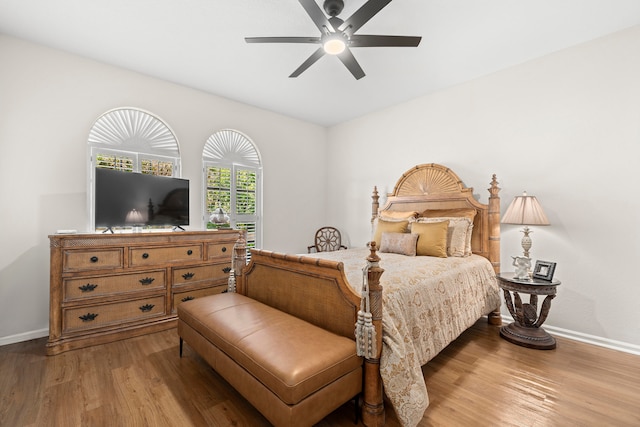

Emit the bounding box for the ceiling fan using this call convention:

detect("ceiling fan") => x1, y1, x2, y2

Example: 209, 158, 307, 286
245, 0, 422, 80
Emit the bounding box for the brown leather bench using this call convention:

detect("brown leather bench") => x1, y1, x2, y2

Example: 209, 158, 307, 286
177, 292, 363, 427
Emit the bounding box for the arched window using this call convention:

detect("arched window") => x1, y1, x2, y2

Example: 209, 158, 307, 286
87, 107, 181, 230
203, 130, 262, 253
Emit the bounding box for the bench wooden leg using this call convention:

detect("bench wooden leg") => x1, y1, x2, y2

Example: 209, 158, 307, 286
354, 393, 363, 424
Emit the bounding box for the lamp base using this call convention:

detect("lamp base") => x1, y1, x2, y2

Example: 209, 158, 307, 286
520, 226, 532, 258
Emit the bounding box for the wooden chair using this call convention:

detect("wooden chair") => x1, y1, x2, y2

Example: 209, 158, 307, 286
307, 226, 347, 253
307, 227, 347, 253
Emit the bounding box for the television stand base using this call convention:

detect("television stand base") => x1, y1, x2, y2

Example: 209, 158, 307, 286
102, 227, 114, 234
172, 225, 185, 231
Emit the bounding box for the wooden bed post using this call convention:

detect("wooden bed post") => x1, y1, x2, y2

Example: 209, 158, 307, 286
488, 174, 502, 325
234, 231, 247, 270
371, 186, 380, 224
234, 232, 247, 294
362, 243, 385, 427
488, 174, 501, 274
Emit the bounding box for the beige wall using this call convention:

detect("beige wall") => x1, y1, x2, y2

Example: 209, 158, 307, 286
326, 26, 640, 348
2, 26, 640, 351
0, 35, 327, 342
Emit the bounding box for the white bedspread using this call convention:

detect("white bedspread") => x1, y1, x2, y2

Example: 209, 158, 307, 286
307, 247, 500, 427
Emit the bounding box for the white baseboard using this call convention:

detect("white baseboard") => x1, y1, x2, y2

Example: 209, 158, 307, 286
500, 315, 640, 356
0, 328, 48, 347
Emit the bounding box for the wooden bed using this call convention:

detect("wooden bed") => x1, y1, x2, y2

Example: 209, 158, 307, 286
372, 163, 501, 272
237, 164, 502, 427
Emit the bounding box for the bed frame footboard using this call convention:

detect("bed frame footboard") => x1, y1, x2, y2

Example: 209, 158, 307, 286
237, 245, 386, 427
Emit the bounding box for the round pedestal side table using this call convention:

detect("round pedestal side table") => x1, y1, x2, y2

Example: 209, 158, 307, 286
496, 272, 561, 350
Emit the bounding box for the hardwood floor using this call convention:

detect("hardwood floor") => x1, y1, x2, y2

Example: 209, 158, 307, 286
1, 320, 639, 426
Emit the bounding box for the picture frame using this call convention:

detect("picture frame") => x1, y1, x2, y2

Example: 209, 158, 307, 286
533, 260, 556, 281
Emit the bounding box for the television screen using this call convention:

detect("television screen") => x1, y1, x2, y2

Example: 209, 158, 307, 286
95, 168, 189, 229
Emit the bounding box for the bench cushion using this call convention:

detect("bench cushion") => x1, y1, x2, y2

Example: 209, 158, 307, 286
177, 293, 362, 405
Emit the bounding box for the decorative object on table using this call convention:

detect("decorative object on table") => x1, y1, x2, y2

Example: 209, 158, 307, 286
496, 272, 561, 350
533, 260, 557, 281
125, 209, 144, 232
209, 207, 230, 228
511, 256, 532, 280
501, 191, 550, 258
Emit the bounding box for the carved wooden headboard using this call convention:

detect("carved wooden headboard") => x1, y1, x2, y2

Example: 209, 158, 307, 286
372, 163, 501, 272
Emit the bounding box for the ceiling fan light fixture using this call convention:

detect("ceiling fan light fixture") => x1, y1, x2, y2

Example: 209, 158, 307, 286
323, 39, 346, 55
323, 34, 346, 55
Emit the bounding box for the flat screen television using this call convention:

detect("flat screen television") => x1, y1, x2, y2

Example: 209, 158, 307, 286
95, 168, 189, 230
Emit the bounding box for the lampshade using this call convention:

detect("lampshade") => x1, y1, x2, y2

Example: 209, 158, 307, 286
501, 192, 549, 226
125, 209, 144, 233
125, 209, 143, 224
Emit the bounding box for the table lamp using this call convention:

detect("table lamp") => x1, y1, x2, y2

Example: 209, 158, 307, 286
125, 209, 144, 233
501, 191, 549, 258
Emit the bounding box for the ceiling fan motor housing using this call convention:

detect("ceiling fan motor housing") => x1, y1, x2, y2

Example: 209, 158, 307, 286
324, 0, 344, 16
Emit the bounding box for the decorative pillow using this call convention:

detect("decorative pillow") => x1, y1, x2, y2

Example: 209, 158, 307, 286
380, 232, 418, 256
419, 209, 476, 255
464, 222, 474, 255
417, 217, 472, 257
379, 210, 419, 221
420, 208, 477, 221
411, 220, 449, 257
373, 219, 409, 249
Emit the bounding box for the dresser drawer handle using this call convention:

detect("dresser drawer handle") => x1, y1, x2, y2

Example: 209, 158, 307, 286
139, 304, 155, 312
79, 283, 98, 292
222, 267, 232, 274
142, 253, 149, 259
222, 247, 227, 253
79, 313, 98, 322
90, 256, 99, 263
187, 249, 193, 255
182, 272, 195, 280
139, 277, 155, 285
181, 296, 195, 302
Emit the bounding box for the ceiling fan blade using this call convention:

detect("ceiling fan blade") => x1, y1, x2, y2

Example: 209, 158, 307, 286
337, 48, 365, 80
289, 47, 326, 78
340, 0, 392, 36
245, 36, 320, 44
299, 0, 332, 33
349, 35, 422, 47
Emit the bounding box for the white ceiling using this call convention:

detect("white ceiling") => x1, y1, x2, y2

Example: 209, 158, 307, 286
1, 0, 640, 126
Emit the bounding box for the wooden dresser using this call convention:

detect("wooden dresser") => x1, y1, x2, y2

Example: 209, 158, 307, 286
47, 230, 244, 355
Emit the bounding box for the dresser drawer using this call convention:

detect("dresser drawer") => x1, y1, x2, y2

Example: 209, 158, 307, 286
63, 249, 123, 272
130, 245, 202, 266
173, 262, 232, 286
63, 295, 166, 333
63, 270, 166, 301
207, 241, 234, 259
172, 285, 226, 313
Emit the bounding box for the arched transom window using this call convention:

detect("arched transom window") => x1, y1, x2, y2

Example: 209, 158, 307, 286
203, 129, 262, 253
87, 107, 181, 230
